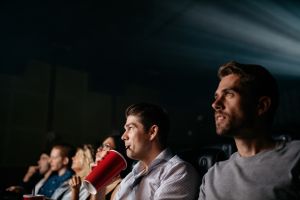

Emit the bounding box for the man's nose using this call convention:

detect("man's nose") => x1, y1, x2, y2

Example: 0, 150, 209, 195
212, 96, 224, 111
121, 131, 128, 141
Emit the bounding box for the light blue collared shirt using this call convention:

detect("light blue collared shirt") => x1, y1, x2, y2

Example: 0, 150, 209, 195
114, 148, 200, 200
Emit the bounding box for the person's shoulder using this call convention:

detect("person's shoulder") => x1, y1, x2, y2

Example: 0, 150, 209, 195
59, 169, 73, 180
156, 149, 198, 176
206, 152, 237, 174
282, 140, 300, 154
158, 149, 185, 167
169, 154, 188, 166
119, 169, 134, 184
161, 155, 200, 186
287, 140, 300, 147
277, 140, 300, 151
64, 169, 74, 176
50, 181, 70, 199
169, 155, 199, 174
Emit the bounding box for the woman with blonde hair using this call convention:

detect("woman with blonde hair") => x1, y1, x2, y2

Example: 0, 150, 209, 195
71, 135, 131, 200
51, 144, 95, 200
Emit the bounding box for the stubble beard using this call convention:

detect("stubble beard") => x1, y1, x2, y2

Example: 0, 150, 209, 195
216, 120, 232, 136
215, 113, 240, 137
215, 114, 254, 138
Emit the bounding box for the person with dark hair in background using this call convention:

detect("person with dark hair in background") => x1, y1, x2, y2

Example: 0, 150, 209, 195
114, 103, 200, 200
37, 143, 75, 198
72, 135, 132, 200
199, 61, 300, 200
5, 151, 51, 197
94, 134, 131, 179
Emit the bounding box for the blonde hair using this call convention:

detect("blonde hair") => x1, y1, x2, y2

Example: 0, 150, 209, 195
75, 144, 95, 178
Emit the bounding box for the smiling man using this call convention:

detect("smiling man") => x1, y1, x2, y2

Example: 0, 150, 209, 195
114, 103, 200, 200
199, 61, 300, 200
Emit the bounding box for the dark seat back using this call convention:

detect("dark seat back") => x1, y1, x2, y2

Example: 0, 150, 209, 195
178, 145, 232, 179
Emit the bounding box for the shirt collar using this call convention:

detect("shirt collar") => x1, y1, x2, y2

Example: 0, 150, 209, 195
132, 148, 173, 178
58, 169, 73, 180
130, 148, 173, 189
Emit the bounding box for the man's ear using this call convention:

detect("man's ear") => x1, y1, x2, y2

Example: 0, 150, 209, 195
149, 125, 159, 141
257, 96, 271, 116
63, 157, 69, 166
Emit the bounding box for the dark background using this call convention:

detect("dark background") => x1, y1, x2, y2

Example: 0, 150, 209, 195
1, 0, 300, 188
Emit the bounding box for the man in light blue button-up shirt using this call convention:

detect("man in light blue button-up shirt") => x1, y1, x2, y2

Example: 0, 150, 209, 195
114, 103, 200, 200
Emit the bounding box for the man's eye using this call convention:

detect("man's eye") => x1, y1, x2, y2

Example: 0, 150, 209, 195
225, 92, 234, 97
125, 126, 132, 131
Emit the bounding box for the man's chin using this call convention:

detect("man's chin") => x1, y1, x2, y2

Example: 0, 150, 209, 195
126, 152, 135, 160
216, 127, 230, 136
216, 126, 223, 135
127, 153, 139, 161
216, 131, 226, 136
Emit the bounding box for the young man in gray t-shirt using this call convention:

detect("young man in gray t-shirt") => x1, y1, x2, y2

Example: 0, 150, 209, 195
199, 61, 300, 200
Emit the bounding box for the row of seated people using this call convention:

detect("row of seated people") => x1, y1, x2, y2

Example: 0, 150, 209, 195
3, 134, 132, 200
4, 145, 233, 200
3, 137, 234, 200
3, 133, 293, 200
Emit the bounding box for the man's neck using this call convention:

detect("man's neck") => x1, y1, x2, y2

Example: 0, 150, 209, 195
141, 147, 165, 167
57, 167, 67, 176
234, 135, 276, 157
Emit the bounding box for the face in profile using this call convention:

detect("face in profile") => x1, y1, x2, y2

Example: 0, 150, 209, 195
212, 74, 256, 136
122, 115, 152, 161
38, 153, 50, 174
71, 149, 85, 172
49, 147, 66, 172
95, 137, 116, 161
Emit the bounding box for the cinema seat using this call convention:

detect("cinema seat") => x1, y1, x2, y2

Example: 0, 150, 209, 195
178, 144, 233, 179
